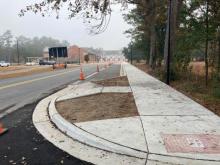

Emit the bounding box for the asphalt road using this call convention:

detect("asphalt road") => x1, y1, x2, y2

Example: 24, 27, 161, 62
0, 64, 98, 117
0, 64, 121, 165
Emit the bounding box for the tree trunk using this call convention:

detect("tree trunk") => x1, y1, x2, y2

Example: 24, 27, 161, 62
218, 38, 220, 73
164, 0, 182, 66
149, 23, 156, 68
148, 0, 156, 68
140, 0, 157, 68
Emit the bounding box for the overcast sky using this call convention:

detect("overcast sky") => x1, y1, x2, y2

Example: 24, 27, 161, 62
0, 0, 131, 50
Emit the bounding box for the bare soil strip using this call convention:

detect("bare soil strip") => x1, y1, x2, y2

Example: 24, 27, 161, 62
92, 76, 129, 86
56, 93, 139, 123
0, 67, 53, 79
0, 64, 77, 79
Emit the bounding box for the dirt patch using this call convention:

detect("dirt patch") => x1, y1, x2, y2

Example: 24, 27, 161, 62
0, 64, 78, 79
92, 76, 129, 86
189, 62, 213, 76
0, 67, 54, 79
56, 93, 139, 123
0, 66, 27, 72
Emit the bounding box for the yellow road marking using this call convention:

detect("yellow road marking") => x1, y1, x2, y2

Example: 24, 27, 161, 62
0, 69, 78, 90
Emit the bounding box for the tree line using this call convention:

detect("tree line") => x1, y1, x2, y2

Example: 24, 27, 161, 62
0, 30, 69, 63
122, 0, 220, 86
15, 0, 220, 86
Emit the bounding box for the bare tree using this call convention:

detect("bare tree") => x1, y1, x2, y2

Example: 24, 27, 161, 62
19, 0, 133, 34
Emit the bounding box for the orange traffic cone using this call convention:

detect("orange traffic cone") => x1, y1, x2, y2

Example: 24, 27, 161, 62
97, 65, 99, 72
0, 123, 8, 136
79, 67, 85, 80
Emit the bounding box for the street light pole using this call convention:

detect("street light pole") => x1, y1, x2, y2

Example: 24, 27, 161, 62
166, 0, 172, 85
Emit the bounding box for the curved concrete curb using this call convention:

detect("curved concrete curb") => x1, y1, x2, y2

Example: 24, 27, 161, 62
33, 63, 220, 165
49, 90, 146, 159
33, 86, 146, 165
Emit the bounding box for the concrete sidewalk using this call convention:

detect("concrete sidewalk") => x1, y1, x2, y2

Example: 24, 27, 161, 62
124, 63, 220, 164
33, 63, 220, 165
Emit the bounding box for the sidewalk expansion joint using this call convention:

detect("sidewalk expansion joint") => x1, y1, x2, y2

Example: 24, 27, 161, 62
48, 98, 147, 159
139, 116, 149, 165
127, 82, 150, 165
72, 122, 148, 154
48, 110, 146, 159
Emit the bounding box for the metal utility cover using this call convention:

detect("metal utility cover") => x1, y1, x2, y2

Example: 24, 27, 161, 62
162, 134, 220, 154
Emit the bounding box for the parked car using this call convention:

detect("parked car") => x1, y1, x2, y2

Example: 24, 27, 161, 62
0, 61, 10, 67
39, 60, 56, 65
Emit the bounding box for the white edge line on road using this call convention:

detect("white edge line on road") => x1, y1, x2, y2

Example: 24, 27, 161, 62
0, 67, 106, 119
0, 69, 78, 91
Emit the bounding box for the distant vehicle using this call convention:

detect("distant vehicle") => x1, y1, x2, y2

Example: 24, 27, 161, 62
0, 61, 10, 67
39, 60, 56, 65
26, 62, 37, 66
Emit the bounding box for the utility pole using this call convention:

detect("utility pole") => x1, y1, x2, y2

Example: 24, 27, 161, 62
16, 39, 20, 65
166, 0, 172, 85
205, 0, 209, 87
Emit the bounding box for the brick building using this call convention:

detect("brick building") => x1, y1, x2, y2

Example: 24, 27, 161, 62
68, 45, 98, 63
68, 45, 86, 63
84, 53, 98, 63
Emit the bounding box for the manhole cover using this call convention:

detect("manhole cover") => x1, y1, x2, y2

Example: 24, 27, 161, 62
162, 134, 220, 154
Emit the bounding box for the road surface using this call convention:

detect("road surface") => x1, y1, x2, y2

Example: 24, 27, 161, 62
0, 64, 98, 117
0, 64, 121, 165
